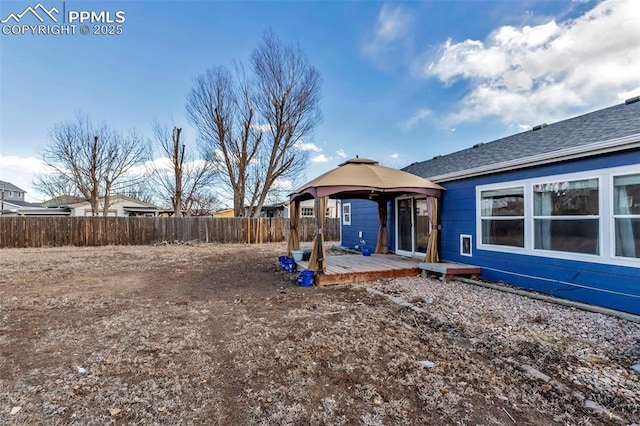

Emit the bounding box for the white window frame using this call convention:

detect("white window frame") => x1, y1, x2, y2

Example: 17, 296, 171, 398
479, 186, 525, 249
611, 171, 640, 261
476, 164, 640, 268
342, 203, 351, 226
532, 177, 601, 256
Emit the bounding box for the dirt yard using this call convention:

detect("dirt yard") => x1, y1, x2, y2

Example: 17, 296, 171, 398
0, 242, 638, 425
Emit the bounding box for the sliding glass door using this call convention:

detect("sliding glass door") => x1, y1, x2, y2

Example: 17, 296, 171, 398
396, 196, 429, 256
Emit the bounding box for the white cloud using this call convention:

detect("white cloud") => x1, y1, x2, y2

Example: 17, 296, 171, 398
617, 86, 640, 102
335, 149, 347, 158
131, 157, 209, 177
272, 178, 293, 190
251, 123, 272, 132
376, 4, 411, 41
390, 153, 399, 159
401, 108, 432, 131
420, 0, 640, 125
295, 141, 322, 152
364, 4, 412, 54
0, 155, 45, 201
311, 154, 330, 163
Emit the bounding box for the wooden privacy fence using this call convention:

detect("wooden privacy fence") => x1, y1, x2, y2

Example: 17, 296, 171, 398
0, 217, 340, 248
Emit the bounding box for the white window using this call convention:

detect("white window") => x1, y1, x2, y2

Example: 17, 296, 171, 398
301, 207, 314, 217
476, 165, 640, 267
613, 173, 640, 258
480, 187, 524, 247
533, 178, 600, 255
342, 203, 351, 225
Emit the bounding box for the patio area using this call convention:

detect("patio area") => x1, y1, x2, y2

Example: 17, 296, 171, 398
296, 253, 422, 286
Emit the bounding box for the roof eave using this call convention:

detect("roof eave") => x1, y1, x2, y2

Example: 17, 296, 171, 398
428, 133, 640, 183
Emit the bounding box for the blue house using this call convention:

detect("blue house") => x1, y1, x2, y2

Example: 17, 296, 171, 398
343, 98, 640, 315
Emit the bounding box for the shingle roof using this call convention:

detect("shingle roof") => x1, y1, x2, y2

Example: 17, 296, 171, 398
403, 99, 640, 180
2, 199, 42, 208
0, 180, 26, 193
42, 195, 85, 207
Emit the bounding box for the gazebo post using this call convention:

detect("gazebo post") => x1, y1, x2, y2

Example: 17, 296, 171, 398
316, 197, 323, 273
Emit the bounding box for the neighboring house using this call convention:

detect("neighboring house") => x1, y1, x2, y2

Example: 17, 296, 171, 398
296, 198, 341, 219
346, 98, 640, 315
226, 199, 341, 218
0, 180, 27, 204
0, 180, 60, 216
213, 208, 235, 218
45, 194, 164, 217
246, 203, 288, 218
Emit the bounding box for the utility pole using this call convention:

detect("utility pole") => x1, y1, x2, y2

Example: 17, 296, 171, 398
0, 184, 4, 212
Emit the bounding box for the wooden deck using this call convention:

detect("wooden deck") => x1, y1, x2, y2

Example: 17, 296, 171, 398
296, 254, 421, 286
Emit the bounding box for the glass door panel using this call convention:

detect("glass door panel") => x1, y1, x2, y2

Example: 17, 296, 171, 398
397, 198, 412, 252
414, 198, 429, 254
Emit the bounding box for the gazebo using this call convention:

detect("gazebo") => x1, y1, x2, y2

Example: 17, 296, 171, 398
288, 157, 444, 274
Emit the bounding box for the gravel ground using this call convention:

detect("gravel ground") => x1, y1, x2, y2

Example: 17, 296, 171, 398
358, 277, 640, 424
0, 243, 638, 425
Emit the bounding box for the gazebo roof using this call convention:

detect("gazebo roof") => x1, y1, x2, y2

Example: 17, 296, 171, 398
289, 157, 444, 201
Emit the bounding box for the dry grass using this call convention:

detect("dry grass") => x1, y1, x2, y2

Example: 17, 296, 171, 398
0, 243, 638, 425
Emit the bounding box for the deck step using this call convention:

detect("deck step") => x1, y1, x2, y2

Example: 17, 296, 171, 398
418, 262, 481, 282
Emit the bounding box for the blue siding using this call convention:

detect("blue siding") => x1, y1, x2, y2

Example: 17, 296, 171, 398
341, 199, 394, 251
440, 150, 640, 315
341, 199, 383, 251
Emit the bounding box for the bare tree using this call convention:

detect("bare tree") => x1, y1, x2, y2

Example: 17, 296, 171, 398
101, 128, 147, 216
186, 32, 321, 217
248, 31, 321, 217
111, 179, 157, 205
40, 114, 147, 216
33, 172, 82, 200
187, 66, 261, 217
147, 122, 216, 216
183, 187, 221, 216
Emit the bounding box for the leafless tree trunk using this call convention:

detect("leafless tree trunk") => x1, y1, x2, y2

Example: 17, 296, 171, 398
148, 122, 217, 216
186, 32, 321, 217
39, 114, 147, 216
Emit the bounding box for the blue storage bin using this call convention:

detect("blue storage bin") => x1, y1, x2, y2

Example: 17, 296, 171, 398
297, 270, 314, 287
279, 256, 295, 272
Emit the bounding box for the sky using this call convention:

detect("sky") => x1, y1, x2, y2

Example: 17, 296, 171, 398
0, 0, 639, 204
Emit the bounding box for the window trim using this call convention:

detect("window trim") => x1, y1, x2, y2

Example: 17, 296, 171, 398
532, 177, 601, 256
479, 186, 525, 249
342, 203, 351, 226
300, 206, 314, 217
611, 171, 640, 261
476, 164, 639, 268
